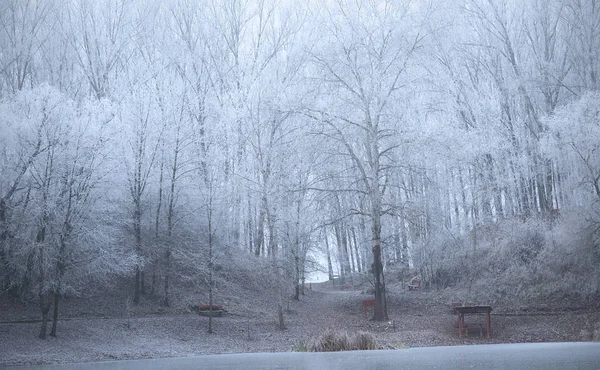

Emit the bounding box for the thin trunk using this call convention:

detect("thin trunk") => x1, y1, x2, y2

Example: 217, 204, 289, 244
393, 214, 402, 262
50, 239, 65, 338
452, 170, 461, 228
324, 231, 334, 282
341, 225, 352, 285
278, 303, 285, 330
301, 263, 306, 295
520, 175, 531, 217
545, 159, 555, 210
508, 159, 522, 216
347, 228, 356, 274
37, 203, 51, 339
359, 214, 369, 273
294, 198, 302, 299
208, 270, 213, 335
151, 269, 156, 296
399, 214, 409, 268
208, 203, 213, 334
351, 227, 362, 273
551, 162, 559, 209
486, 154, 504, 219
458, 167, 470, 230
267, 207, 277, 258
163, 138, 179, 308
294, 255, 300, 300
556, 164, 564, 208
38, 291, 52, 339
0, 199, 8, 290
247, 199, 254, 253
276, 258, 285, 330
163, 249, 170, 307
136, 178, 145, 298
334, 224, 346, 285
153, 156, 164, 297
255, 199, 265, 256
49, 292, 59, 337
134, 269, 140, 304
232, 194, 241, 248
134, 201, 142, 304
534, 154, 549, 213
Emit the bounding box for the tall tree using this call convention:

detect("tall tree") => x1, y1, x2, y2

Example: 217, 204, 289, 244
308, 0, 431, 321
120, 87, 162, 304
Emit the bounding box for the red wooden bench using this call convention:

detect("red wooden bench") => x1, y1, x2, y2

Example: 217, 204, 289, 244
199, 304, 223, 311
362, 299, 375, 319
408, 277, 421, 290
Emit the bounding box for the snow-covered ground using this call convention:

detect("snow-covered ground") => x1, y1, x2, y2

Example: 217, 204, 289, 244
1, 285, 598, 366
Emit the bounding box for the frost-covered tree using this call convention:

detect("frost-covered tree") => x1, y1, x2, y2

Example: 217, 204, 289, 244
544, 92, 600, 206
0, 0, 55, 96
307, 0, 433, 321
0, 85, 135, 338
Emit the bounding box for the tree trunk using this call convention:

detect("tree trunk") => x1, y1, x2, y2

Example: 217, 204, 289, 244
324, 231, 334, 281
207, 194, 214, 334
134, 203, 142, 304
50, 292, 60, 337
278, 303, 285, 330
294, 255, 300, 300
255, 200, 265, 256
153, 158, 164, 298
371, 206, 387, 321
351, 227, 362, 273
267, 206, 277, 258
162, 249, 170, 307
346, 228, 355, 275
301, 265, 306, 296
208, 263, 213, 334
151, 268, 156, 296
134, 268, 140, 304
38, 292, 52, 339
247, 201, 254, 253
334, 224, 346, 285
0, 199, 9, 290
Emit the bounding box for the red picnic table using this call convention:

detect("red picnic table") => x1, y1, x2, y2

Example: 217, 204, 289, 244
454, 305, 493, 339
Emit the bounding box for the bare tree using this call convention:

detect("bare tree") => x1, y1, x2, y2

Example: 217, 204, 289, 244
121, 88, 162, 304
307, 0, 431, 320
0, 0, 54, 95
0, 86, 134, 338
67, 0, 138, 100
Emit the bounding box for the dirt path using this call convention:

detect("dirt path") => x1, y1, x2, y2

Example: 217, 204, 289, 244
290, 288, 368, 333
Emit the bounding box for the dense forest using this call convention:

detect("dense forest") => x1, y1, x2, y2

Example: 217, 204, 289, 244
1, 0, 599, 339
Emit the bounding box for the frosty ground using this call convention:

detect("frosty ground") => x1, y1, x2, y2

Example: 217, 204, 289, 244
2, 281, 598, 367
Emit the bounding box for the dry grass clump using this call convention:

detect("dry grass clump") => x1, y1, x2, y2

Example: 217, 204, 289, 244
307, 328, 378, 352
352, 331, 378, 350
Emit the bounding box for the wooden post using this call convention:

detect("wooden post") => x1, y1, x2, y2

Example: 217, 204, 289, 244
486, 310, 491, 339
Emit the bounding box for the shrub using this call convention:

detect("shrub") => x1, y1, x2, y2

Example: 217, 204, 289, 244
351, 331, 378, 350
307, 328, 378, 352
292, 340, 309, 352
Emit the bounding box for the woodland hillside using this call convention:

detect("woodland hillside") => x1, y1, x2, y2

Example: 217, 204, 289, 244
1, 0, 599, 342
2, 274, 600, 366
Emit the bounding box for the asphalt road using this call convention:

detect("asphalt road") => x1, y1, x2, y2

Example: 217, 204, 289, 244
4, 342, 600, 370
